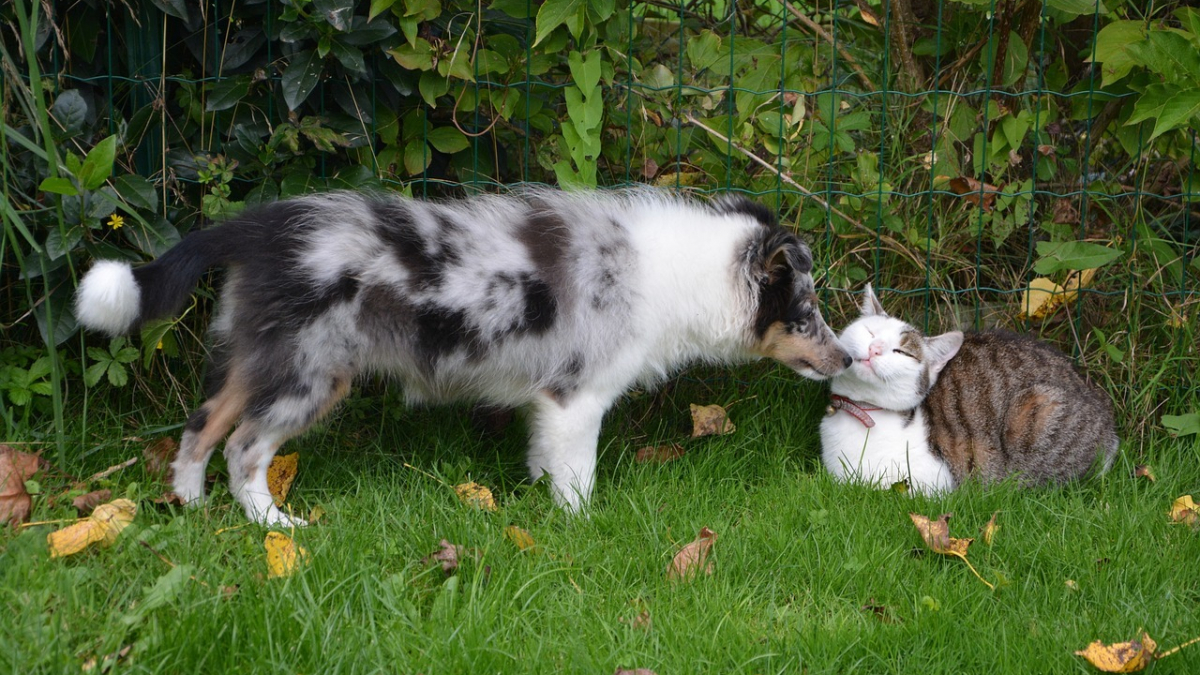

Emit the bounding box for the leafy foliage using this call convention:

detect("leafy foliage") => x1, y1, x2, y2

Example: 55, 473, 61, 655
0, 0, 1195, 442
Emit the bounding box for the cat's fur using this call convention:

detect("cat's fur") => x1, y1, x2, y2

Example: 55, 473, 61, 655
820, 285, 1119, 494
76, 189, 851, 526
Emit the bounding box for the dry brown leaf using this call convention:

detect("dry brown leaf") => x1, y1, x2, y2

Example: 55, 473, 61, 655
267, 453, 298, 506
423, 538, 470, 574
667, 526, 716, 582
948, 176, 1001, 212
1075, 631, 1157, 672
454, 481, 497, 511
862, 599, 898, 623
1169, 495, 1198, 526
264, 531, 308, 578
47, 498, 137, 558
80, 644, 132, 673
0, 445, 40, 526
1052, 197, 1080, 225
1037, 144, 1056, 156
1133, 465, 1156, 482
635, 444, 686, 464
307, 504, 326, 524
981, 511, 1000, 546
689, 404, 735, 438
910, 513, 971, 557
613, 669, 657, 675
143, 437, 178, 481
641, 157, 659, 180
504, 525, 537, 551
72, 489, 112, 516
909, 513, 994, 589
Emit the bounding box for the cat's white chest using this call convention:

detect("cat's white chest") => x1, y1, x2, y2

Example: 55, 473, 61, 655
819, 406, 955, 494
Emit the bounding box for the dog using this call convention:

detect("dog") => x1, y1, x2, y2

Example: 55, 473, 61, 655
76, 189, 850, 525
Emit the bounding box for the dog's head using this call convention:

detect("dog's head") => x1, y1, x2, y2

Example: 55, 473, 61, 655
719, 197, 850, 380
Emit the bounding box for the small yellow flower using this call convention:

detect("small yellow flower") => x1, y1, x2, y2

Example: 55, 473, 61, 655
156, 340, 163, 350
107, 214, 125, 230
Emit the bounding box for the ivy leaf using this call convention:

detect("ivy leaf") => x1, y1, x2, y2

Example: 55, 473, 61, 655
404, 141, 431, 175
686, 30, 723, 72
534, 0, 584, 47
1089, 20, 1147, 86
282, 50, 324, 111
51, 89, 89, 137
206, 75, 251, 112
426, 127, 469, 154
567, 51, 601, 95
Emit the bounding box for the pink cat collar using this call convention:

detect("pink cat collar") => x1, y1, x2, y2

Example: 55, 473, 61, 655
828, 394, 880, 428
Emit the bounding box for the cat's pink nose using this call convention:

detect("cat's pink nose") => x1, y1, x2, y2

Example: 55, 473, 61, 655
868, 341, 884, 358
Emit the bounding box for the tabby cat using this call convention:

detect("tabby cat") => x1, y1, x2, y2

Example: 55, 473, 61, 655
820, 285, 1119, 494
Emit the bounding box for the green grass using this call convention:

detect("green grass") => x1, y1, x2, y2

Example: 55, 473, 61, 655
3, 363, 1199, 674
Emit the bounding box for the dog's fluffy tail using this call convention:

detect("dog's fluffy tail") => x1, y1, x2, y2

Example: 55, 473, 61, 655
76, 227, 234, 335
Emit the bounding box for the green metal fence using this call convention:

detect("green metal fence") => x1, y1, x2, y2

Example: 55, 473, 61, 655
1, 0, 1197, 438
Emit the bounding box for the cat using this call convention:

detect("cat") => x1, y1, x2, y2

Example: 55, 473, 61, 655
820, 284, 1119, 494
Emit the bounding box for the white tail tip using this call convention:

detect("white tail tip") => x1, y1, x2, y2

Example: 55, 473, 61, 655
75, 260, 141, 335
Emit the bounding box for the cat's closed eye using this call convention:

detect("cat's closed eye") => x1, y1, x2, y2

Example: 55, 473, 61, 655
893, 349, 916, 359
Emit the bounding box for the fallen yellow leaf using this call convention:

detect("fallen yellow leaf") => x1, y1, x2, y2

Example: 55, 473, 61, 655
689, 404, 735, 438
504, 525, 537, 551
1018, 277, 1064, 319
454, 482, 497, 511
1075, 631, 1157, 672
981, 511, 1000, 546
667, 527, 716, 582
265, 531, 308, 578
267, 453, 298, 506
1018, 269, 1097, 320
47, 498, 137, 558
909, 513, 993, 589
1169, 495, 1198, 526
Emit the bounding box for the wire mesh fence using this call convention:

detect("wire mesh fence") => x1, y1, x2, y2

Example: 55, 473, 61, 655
1, 0, 1196, 437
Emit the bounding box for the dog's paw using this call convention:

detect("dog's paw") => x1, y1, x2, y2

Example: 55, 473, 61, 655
249, 504, 308, 529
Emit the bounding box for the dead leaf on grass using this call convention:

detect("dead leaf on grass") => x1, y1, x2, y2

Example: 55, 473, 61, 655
307, 504, 326, 524
667, 526, 716, 582
504, 525, 537, 551
1169, 495, 1198, 526
264, 531, 308, 578
635, 444, 686, 463
1133, 465, 1156, 482
72, 489, 112, 516
862, 599, 898, 623
0, 445, 40, 525
454, 481, 497, 511
267, 453, 298, 506
1076, 631, 1157, 672
423, 538, 472, 574
613, 669, 657, 675
948, 176, 1002, 212
909, 513, 993, 589
151, 492, 186, 507
47, 498, 137, 558
143, 437, 178, 481
981, 511, 1000, 546
689, 404, 735, 438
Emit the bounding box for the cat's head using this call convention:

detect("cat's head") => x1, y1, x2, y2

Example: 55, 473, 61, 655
830, 284, 964, 410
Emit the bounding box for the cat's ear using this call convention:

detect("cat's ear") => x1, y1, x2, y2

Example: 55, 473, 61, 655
860, 283, 887, 317
925, 331, 964, 377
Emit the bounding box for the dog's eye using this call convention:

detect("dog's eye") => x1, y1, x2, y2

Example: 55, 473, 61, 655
892, 349, 915, 359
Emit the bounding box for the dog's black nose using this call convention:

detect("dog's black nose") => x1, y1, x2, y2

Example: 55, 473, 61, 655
842, 354, 853, 368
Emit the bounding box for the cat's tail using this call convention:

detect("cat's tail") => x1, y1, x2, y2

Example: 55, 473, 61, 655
75, 226, 236, 335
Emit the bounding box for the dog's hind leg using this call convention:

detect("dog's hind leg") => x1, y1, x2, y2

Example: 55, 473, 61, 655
525, 392, 612, 513
224, 375, 353, 526
172, 371, 248, 505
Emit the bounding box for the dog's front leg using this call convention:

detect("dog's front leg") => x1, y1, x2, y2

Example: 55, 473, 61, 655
526, 392, 611, 513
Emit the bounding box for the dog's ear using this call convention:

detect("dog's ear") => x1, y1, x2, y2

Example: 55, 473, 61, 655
761, 232, 812, 284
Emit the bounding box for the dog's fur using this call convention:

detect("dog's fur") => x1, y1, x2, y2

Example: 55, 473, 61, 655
76, 189, 850, 525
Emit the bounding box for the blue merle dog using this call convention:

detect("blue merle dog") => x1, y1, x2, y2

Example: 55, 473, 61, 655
75, 189, 850, 526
